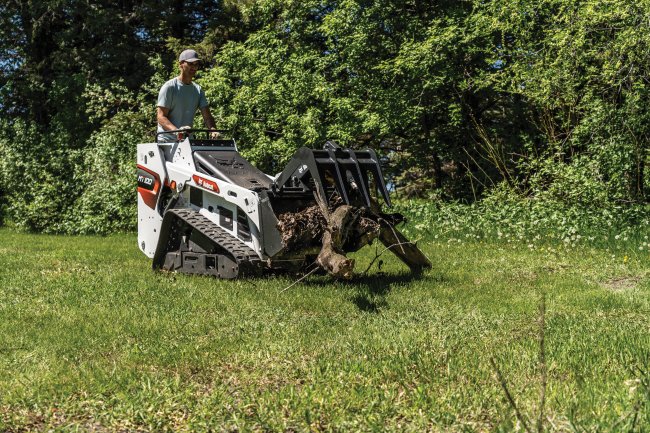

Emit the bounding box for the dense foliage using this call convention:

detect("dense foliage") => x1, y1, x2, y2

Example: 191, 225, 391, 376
0, 0, 649, 233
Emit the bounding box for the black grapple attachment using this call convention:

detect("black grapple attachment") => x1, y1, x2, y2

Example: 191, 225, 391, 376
271, 141, 391, 208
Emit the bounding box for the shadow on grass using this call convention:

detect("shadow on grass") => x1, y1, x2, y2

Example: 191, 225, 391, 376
347, 275, 396, 313
305, 270, 445, 313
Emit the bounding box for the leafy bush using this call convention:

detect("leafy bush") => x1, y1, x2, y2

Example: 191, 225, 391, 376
65, 61, 163, 234
0, 58, 162, 234
0, 120, 82, 232
395, 183, 650, 250
67, 111, 149, 234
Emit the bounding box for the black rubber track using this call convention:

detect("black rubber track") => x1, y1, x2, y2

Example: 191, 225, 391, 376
152, 208, 263, 276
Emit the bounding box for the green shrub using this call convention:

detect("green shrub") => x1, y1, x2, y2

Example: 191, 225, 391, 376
67, 111, 150, 234
0, 58, 163, 234
0, 120, 82, 232
395, 183, 650, 250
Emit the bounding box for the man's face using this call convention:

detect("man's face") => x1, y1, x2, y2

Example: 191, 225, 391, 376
180, 60, 199, 77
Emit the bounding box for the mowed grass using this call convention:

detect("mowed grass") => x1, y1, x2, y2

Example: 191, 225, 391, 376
0, 228, 649, 432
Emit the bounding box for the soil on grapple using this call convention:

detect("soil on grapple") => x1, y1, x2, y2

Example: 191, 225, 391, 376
277, 205, 327, 250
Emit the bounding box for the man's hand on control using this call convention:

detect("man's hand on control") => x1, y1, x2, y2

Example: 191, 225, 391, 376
177, 125, 191, 141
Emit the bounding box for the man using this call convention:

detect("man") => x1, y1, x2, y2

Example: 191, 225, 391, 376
157, 49, 217, 142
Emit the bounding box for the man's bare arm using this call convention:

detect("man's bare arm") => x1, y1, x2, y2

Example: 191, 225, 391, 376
157, 106, 177, 130
200, 106, 216, 130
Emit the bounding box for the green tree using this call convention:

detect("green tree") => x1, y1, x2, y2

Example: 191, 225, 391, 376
476, 0, 650, 204
200, 0, 517, 198
0, 0, 247, 232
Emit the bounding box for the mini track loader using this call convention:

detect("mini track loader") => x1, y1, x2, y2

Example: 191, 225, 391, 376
137, 129, 430, 279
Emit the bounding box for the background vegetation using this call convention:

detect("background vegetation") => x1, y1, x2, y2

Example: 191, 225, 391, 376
0, 0, 649, 233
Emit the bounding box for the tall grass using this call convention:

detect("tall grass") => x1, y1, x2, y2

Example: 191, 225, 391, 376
395, 192, 650, 254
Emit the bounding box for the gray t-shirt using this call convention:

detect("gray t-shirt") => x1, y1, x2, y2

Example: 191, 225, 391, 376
157, 77, 209, 142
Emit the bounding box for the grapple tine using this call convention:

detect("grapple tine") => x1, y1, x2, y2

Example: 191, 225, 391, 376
272, 142, 391, 208
364, 149, 392, 207
313, 159, 332, 209
324, 148, 350, 205
345, 150, 372, 207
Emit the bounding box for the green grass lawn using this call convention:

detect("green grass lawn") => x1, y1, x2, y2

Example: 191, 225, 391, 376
0, 228, 648, 432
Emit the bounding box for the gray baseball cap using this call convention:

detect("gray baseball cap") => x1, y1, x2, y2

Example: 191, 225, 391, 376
179, 49, 200, 63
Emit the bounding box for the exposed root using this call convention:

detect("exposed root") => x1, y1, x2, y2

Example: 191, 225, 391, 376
377, 218, 431, 272
316, 205, 357, 279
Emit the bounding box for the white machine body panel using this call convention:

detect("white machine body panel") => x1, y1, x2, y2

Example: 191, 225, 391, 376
187, 176, 264, 257
137, 137, 267, 260
136, 142, 168, 258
